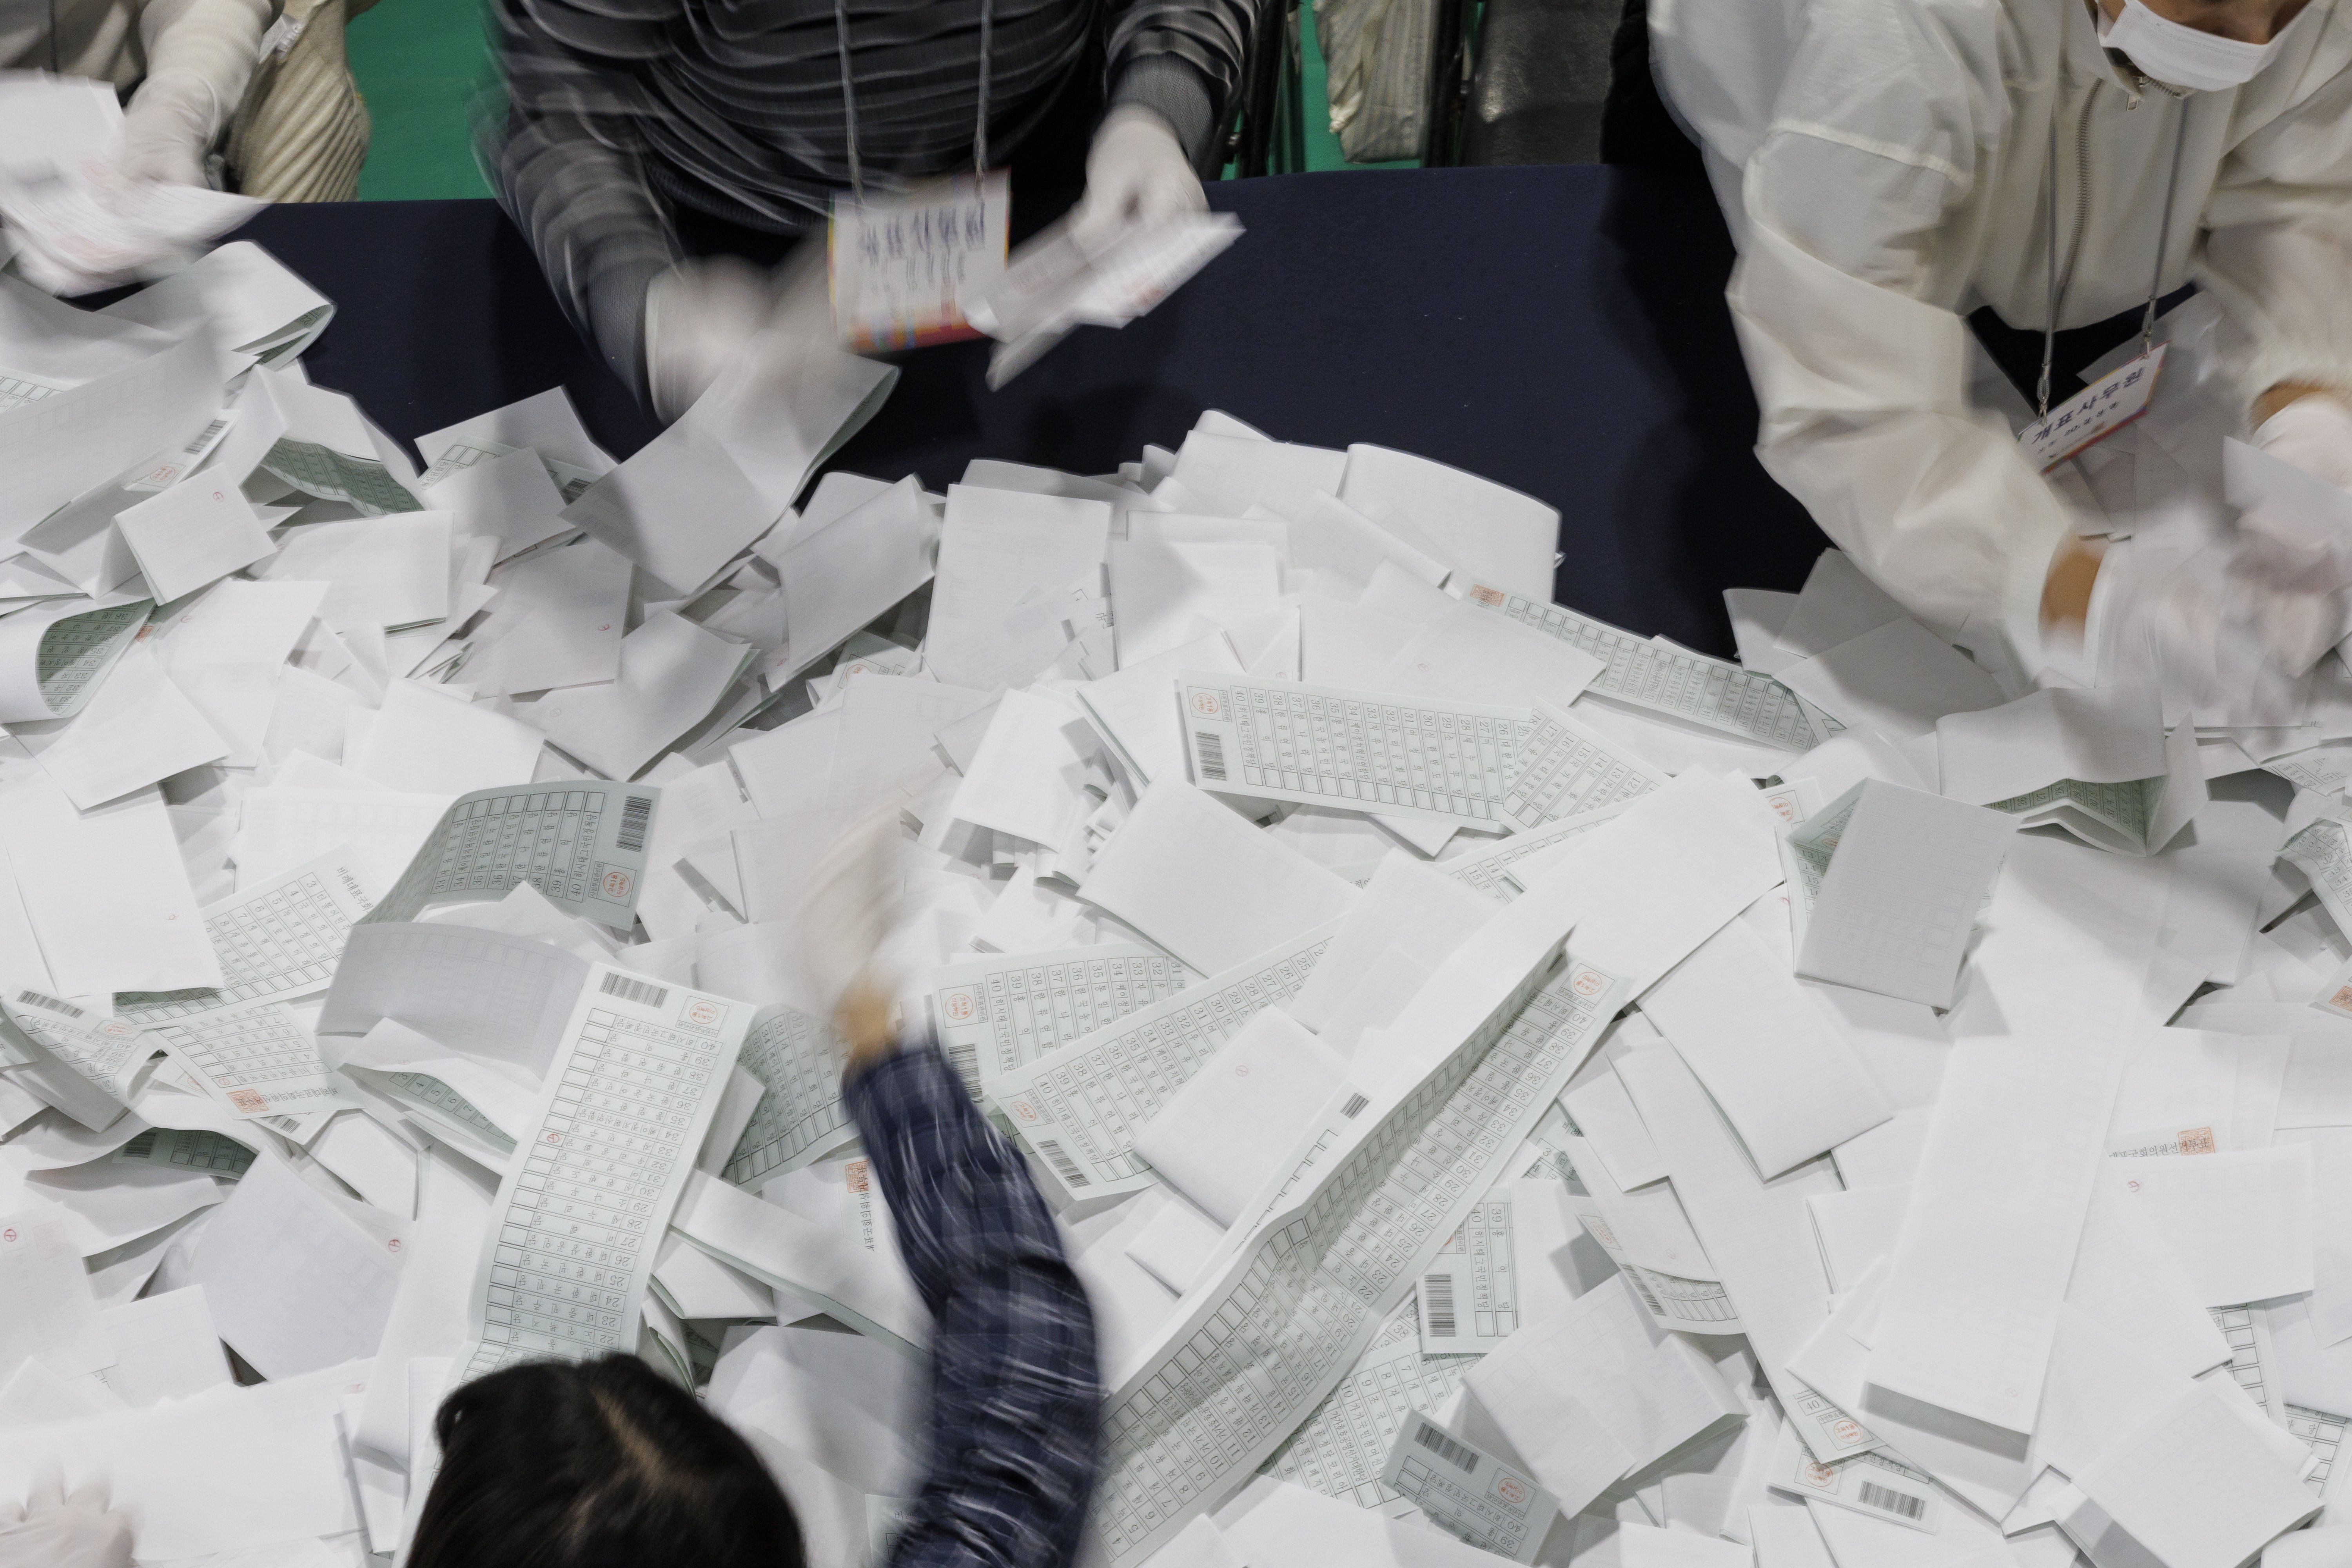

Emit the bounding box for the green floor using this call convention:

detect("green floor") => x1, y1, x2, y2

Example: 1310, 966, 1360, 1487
343, 0, 1406, 200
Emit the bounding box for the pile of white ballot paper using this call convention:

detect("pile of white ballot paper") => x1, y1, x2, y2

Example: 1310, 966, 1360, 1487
8, 223, 2352, 1568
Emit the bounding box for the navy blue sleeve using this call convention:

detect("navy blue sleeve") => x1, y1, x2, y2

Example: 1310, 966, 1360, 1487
843, 1039, 1102, 1568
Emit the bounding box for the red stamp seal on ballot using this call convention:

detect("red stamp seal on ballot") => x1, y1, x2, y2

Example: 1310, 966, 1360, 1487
229, 1089, 269, 1114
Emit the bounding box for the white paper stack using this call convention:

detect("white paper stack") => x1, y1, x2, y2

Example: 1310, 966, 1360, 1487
0, 190, 2346, 1568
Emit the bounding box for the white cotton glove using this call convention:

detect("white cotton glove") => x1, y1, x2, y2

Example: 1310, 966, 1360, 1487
643, 256, 780, 424
111, 71, 220, 187
2254, 392, 2352, 494
2107, 529, 2348, 722
642, 245, 840, 424
111, 0, 273, 187
0, 1475, 135, 1568
1068, 105, 1207, 256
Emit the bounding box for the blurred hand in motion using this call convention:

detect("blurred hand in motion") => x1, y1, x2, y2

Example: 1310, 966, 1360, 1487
1067, 106, 1205, 256
111, 72, 219, 187
642, 243, 835, 424
0, 1474, 134, 1568
2110, 528, 2348, 722
2255, 392, 2352, 494
644, 256, 775, 424
837, 980, 900, 1074
782, 806, 914, 1068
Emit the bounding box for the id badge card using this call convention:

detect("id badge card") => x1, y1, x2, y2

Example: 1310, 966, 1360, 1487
2018, 343, 2168, 473
829, 170, 1010, 351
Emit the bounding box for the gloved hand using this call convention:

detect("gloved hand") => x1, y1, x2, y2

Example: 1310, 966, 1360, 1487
1067, 105, 1206, 256
642, 256, 780, 424
2105, 529, 2348, 722
642, 244, 843, 424
2255, 391, 2352, 493
0, 1475, 135, 1568
111, 70, 220, 187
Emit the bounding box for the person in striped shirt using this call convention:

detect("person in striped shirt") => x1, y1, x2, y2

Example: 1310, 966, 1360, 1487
482, 0, 1258, 420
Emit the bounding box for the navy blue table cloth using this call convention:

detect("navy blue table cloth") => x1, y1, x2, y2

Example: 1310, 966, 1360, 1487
236, 165, 1828, 657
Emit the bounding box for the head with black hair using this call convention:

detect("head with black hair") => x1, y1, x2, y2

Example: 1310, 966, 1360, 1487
408, 1354, 804, 1568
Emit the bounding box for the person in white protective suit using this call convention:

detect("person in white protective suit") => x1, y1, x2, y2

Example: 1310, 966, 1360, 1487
1649, 0, 2352, 708
3, 0, 277, 187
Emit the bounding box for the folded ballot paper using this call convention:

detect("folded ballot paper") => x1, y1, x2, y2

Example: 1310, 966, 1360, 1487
965, 211, 1243, 387
4, 219, 2352, 1568
0, 75, 262, 295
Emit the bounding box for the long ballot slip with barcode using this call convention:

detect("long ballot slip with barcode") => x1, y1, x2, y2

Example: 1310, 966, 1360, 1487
117, 848, 378, 1027
987, 924, 1339, 1202
1261, 1296, 1478, 1514
446, 964, 749, 1389
1499, 701, 1668, 833
1767, 1424, 1942, 1533
1176, 672, 1530, 829
718, 1003, 858, 1187
364, 782, 660, 931
1381, 1412, 1561, 1563
930, 944, 1196, 1101
1087, 864, 1626, 1566
155, 998, 358, 1123
0, 986, 157, 1130
1414, 1189, 1520, 1354
1465, 586, 1834, 749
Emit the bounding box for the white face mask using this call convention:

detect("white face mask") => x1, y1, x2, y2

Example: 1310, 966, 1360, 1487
2097, 0, 2291, 91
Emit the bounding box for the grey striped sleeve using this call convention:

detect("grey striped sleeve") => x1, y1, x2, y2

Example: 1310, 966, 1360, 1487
482, 0, 1259, 408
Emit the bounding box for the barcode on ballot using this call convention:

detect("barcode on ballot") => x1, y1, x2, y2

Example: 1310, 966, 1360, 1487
1423, 1275, 1456, 1337
16, 989, 83, 1018
1034, 1138, 1091, 1187
1194, 731, 1227, 781
616, 793, 654, 853
1857, 1481, 1925, 1521
947, 1040, 981, 1097
599, 972, 668, 1009
1414, 1420, 1479, 1474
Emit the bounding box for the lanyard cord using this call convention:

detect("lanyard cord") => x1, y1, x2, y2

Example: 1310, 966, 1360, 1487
835, 0, 863, 203
2041, 109, 2059, 417
975, 0, 993, 173
2040, 81, 2189, 417
836, 0, 996, 205
2140, 104, 2190, 358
